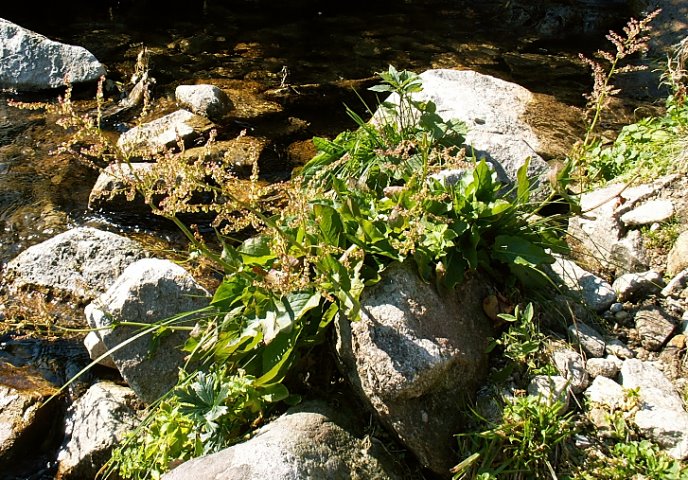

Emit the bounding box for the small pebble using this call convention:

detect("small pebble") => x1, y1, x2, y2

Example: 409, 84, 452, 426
609, 303, 624, 314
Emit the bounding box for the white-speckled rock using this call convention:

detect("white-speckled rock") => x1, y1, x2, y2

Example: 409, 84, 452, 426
620, 199, 674, 227
550, 256, 616, 312
175, 84, 233, 122
0, 19, 105, 90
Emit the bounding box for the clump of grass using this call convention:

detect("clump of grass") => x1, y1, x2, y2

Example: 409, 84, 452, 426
453, 395, 576, 479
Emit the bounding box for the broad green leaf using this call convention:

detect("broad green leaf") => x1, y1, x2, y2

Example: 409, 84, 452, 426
516, 157, 531, 204
259, 382, 290, 403
493, 234, 553, 267
238, 236, 274, 265
313, 204, 343, 247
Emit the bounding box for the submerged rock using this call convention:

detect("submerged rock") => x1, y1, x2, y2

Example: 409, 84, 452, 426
175, 84, 233, 122
88, 162, 154, 215
335, 262, 490, 475
0, 19, 106, 91
4, 227, 147, 303
162, 401, 408, 480
85, 258, 210, 404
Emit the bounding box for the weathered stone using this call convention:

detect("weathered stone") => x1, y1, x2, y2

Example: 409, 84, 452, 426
0, 362, 59, 470
56, 382, 138, 480
175, 84, 233, 122
386, 69, 551, 188
162, 401, 408, 480
662, 269, 688, 298
620, 200, 674, 227
5, 227, 146, 303
586, 357, 620, 379
83, 332, 116, 370
667, 231, 688, 277
584, 375, 625, 410
335, 262, 490, 475
612, 270, 664, 303
550, 256, 616, 312
610, 229, 649, 276
635, 307, 675, 351
117, 109, 215, 159
0, 19, 105, 91
552, 349, 589, 393
568, 321, 606, 358
621, 359, 688, 459
85, 258, 210, 403
527, 375, 569, 409
88, 163, 154, 214
605, 338, 635, 359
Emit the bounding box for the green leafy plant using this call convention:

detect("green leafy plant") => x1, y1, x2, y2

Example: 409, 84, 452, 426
20, 65, 568, 478
574, 440, 688, 480
489, 303, 549, 375
453, 395, 576, 479
107, 368, 277, 480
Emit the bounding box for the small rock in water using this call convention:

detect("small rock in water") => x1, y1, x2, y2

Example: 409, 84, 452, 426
175, 84, 233, 122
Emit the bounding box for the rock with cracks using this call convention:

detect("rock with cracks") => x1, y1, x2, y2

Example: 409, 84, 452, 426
335, 261, 491, 475
162, 401, 408, 480
5, 227, 147, 303
56, 382, 138, 480
85, 258, 210, 404
0, 19, 105, 91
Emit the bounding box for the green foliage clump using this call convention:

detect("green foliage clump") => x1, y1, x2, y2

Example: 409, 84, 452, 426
583, 93, 688, 183
575, 440, 688, 480
453, 395, 576, 479
99, 66, 567, 478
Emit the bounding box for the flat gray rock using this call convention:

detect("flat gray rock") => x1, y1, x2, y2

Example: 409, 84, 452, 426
0, 19, 105, 90
117, 109, 215, 159
550, 256, 616, 312
635, 307, 675, 352
612, 270, 664, 303
568, 321, 606, 358
620, 199, 674, 227
621, 359, 688, 459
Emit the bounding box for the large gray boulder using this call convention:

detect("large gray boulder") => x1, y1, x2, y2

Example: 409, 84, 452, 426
4, 227, 147, 303
0, 19, 105, 90
335, 262, 491, 475
56, 382, 138, 480
85, 258, 210, 404
162, 401, 409, 480
395, 69, 553, 187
